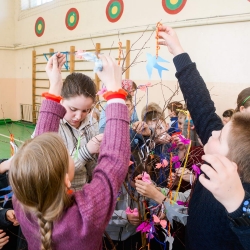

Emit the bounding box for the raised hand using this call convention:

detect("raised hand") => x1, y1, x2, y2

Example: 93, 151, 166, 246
199, 154, 245, 213
158, 26, 184, 57
6, 210, 19, 226
132, 121, 151, 136
96, 55, 122, 92
0, 230, 9, 249
45, 52, 66, 96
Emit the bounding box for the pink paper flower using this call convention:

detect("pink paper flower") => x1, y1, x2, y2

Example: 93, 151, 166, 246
175, 162, 181, 169
192, 164, 201, 178
142, 172, 152, 183
172, 156, 179, 163
162, 159, 169, 167
156, 163, 163, 169
136, 222, 151, 233
177, 200, 189, 207
153, 215, 167, 228
126, 207, 139, 216
179, 135, 191, 145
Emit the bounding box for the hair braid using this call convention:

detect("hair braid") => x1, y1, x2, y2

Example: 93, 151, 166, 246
37, 212, 53, 250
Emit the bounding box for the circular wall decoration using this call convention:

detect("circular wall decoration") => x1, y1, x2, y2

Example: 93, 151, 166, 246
162, 0, 187, 15
106, 0, 124, 23
65, 8, 79, 30
35, 17, 45, 37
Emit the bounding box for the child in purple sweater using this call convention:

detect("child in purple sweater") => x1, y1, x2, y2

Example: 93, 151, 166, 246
9, 53, 130, 250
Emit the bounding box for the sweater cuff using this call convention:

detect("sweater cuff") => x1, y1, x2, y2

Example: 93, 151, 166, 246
173, 53, 192, 73
228, 191, 250, 219
105, 103, 129, 123
40, 99, 66, 118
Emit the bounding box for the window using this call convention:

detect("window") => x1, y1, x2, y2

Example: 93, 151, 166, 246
21, 0, 53, 10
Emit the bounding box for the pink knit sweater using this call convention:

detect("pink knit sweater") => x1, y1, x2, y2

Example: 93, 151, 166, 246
13, 100, 130, 250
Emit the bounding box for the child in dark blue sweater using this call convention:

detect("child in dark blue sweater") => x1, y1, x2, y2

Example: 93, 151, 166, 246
158, 26, 250, 250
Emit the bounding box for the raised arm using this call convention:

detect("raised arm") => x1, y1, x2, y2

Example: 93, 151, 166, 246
158, 26, 223, 145
34, 53, 66, 136
76, 55, 130, 234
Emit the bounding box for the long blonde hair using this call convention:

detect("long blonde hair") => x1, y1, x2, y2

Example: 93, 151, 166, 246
9, 133, 73, 250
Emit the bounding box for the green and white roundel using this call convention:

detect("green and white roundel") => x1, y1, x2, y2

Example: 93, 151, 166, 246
162, 0, 187, 14
35, 17, 45, 37
106, 0, 124, 23
65, 8, 79, 30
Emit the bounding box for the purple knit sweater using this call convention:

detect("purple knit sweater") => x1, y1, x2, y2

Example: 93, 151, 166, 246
13, 100, 130, 250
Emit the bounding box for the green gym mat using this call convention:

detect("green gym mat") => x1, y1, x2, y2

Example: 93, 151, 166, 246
0, 121, 35, 159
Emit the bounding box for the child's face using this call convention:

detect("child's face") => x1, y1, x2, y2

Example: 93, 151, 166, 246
125, 100, 134, 118
178, 116, 186, 132
222, 116, 231, 125
61, 95, 94, 128
204, 121, 231, 156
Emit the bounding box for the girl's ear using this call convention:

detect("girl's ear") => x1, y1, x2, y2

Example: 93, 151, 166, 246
239, 106, 245, 113
64, 173, 71, 189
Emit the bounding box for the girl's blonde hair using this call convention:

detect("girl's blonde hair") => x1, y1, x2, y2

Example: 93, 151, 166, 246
9, 133, 73, 250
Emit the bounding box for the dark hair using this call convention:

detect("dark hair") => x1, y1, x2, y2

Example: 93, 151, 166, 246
222, 109, 234, 118
167, 101, 183, 116
61, 73, 96, 102
125, 93, 133, 103
236, 87, 250, 112
132, 81, 137, 90
228, 112, 250, 182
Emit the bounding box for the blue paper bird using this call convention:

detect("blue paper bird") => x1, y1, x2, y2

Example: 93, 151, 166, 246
146, 53, 169, 79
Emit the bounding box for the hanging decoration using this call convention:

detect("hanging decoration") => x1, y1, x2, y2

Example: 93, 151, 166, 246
162, 0, 187, 15
35, 17, 45, 37
106, 0, 124, 23
65, 8, 80, 30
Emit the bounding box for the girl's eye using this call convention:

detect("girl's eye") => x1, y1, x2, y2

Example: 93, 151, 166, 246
70, 108, 76, 111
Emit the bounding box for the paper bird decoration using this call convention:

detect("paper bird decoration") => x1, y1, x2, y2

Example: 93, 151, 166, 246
164, 200, 188, 227
146, 53, 169, 79
75, 51, 103, 72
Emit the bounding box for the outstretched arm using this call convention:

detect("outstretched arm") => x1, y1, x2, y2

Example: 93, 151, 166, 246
158, 26, 223, 145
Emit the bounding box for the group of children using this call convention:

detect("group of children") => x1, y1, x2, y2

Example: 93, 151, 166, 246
0, 26, 249, 250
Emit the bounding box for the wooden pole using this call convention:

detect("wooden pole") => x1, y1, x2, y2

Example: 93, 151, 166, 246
125, 40, 130, 79
32, 50, 36, 124
70, 46, 75, 74
95, 43, 101, 104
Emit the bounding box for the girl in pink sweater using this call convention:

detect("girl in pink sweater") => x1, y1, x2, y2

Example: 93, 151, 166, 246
9, 53, 130, 250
